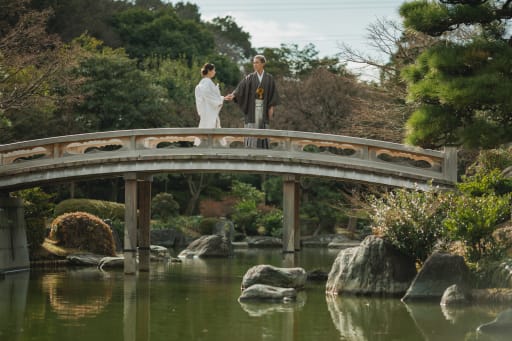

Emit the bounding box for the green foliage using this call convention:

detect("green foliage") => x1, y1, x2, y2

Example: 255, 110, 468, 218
208, 16, 256, 63
112, 6, 214, 62
197, 217, 220, 235
151, 192, 180, 222
465, 147, 512, 176
231, 180, 265, 204
231, 199, 259, 235
25, 217, 47, 255
15, 188, 55, 253
368, 187, 451, 263
400, 1, 496, 37
299, 178, 347, 234
147, 58, 198, 127
400, 1, 512, 148
54, 198, 125, 221
255, 43, 320, 78
161, 215, 202, 238
16, 187, 54, 219
75, 42, 169, 131
31, 0, 131, 45
229, 180, 283, 236
447, 158, 512, 261
458, 169, 512, 197
256, 208, 283, 237
444, 193, 511, 262
49, 211, 116, 256
262, 176, 283, 205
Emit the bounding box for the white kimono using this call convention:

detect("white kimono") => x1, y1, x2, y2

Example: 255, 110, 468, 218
194, 77, 225, 146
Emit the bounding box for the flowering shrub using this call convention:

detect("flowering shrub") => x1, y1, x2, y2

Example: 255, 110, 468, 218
368, 186, 451, 263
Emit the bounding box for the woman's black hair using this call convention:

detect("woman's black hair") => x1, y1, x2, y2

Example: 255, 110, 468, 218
201, 63, 215, 76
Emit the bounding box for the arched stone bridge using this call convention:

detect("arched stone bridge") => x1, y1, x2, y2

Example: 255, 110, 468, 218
0, 128, 457, 274
0, 128, 456, 190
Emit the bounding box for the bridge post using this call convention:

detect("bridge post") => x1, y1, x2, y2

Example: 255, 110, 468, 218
137, 175, 152, 272
124, 173, 138, 275
0, 194, 30, 273
443, 146, 458, 183
282, 175, 300, 253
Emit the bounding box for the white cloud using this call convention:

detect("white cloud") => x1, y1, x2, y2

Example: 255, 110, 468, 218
203, 11, 311, 49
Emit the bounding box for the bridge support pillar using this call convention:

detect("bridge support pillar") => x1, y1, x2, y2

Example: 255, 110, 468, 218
282, 175, 300, 253
137, 176, 152, 272
124, 173, 138, 275
0, 195, 30, 273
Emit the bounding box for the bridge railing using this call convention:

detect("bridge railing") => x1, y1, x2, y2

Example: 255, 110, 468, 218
0, 128, 457, 187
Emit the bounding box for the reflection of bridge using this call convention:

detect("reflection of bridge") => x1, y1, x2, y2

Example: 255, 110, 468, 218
0, 128, 457, 273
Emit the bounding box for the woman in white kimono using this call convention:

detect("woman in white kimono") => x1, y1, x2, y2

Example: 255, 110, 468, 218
194, 63, 227, 146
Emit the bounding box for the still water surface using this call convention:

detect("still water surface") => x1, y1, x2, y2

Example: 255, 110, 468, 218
0, 248, 510, 341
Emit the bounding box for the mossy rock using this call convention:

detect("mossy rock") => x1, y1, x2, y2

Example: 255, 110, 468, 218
54, 198, 124, 221
49, 212, 116, 256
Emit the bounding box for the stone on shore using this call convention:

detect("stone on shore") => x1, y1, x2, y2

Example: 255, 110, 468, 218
178, 235, 232, 258
326, 235, 417, 296
402, 252, 470, 302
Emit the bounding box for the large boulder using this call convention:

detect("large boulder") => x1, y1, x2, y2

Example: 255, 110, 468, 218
241, 265, 307, 290
239, 284, 297, 302
178, 235, 232, 258
326, 235, 416, 296
402, 252, 470, 302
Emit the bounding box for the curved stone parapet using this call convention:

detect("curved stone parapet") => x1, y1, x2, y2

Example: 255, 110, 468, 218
0, 128, 457, 191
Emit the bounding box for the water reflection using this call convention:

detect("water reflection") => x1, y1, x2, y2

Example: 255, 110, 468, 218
238, 292, 307, 317
123, 274, 151, 341
0, 271, 29, 340
4, 249, 511, 341
406, 301, 512, 341
41, 269, 113, 320
326, 294, 424, 340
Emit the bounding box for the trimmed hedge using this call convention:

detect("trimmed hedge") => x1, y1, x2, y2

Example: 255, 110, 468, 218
54, 198, 125, 221
49, 212, 116, 256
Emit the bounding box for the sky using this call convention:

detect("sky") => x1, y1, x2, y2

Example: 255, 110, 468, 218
180, 0, 406, 79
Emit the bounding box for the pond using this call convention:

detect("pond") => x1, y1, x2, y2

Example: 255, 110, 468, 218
0, 248, 509, 341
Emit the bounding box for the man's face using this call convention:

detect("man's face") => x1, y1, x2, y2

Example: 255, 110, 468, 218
253, 58, 264, 73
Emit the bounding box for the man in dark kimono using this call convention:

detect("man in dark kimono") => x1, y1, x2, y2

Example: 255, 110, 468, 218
229, 55, 280, 148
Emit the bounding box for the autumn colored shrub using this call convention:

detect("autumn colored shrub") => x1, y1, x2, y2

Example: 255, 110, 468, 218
199, 196, 236, 217
49, 212, 116, 256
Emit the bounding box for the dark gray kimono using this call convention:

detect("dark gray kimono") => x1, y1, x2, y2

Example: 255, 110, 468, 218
233, 71, 280, 125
